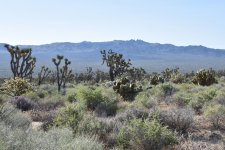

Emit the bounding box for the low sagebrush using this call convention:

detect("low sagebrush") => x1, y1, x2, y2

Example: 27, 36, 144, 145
160, 108, 194, 133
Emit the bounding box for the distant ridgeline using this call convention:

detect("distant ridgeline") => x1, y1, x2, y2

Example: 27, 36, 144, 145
1, 40, 225, 77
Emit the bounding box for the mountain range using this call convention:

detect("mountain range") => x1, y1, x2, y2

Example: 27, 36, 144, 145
1, 40, 225, 76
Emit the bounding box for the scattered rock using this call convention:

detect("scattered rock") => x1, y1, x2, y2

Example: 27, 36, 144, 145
32, 122, 43, 130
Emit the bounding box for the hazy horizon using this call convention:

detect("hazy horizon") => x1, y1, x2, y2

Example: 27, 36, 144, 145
1, 39, 225, 50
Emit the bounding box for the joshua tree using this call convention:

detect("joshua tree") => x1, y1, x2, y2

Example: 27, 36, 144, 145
161, 67, 180, 82
95, 70, 109, 83
49, 71, 57, 84
150, 72, 164, 85
4, 44, 36, 79
85, 67, 94, 82
62, 67, 73, 89
128, 67, 146, 81
52, 55, 72, 92
38, 66, 51, 85
100, 50, 132, 81
192, 69, 217, 86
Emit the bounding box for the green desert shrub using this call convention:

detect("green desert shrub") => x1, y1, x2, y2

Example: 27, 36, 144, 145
66, 93, 76, 103
201, 88, 217, 101
54, 104, 110, 137
117, 118, 178, 150
25, 92, 40, 102
98, 87, 119, 116
156, 83, 178, 97
160, 108, 194, 133
76, 86, 118, 116
100, 108, 154, 137
176, 83, 196, 91
189, 88, 217, 113
204, 104, 225, 129
76, 86, 104, 110
189, 97, 206, 114
134, 91, 158, 109
95, 98, 118, 117
0, 77, 32, 96
36, 89, 48, 99
172, 92, 192, 107
66, 87, 77, 103
54, 104, 84, 133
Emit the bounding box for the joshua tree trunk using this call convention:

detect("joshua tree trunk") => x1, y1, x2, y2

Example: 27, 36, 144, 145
109, 68, 114, 81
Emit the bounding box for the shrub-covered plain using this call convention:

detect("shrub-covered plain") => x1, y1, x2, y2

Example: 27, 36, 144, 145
0, 49, 225, 149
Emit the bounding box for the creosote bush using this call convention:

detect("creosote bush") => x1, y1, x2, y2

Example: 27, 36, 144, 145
189, 88, 217, 113
76, 86, 118, 116
54, 104, 109, 137
54, 104, 84, 133
134, 91, 158, 109
153, 83, 177, 98
76, 86, 104, 110
160, 83, 177, 97
117, 118, 178, 150
172, 92, 191, 107
0, 77, 32, 96
66, 93, 76, 103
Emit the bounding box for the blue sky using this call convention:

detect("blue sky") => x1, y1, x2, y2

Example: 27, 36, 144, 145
0, 0, 225, 49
